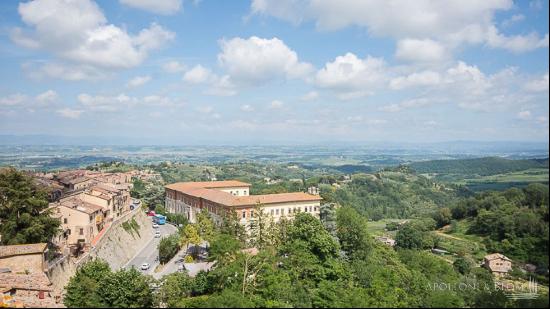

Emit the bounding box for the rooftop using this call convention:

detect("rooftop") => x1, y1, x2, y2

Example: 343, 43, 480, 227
484, 253, 512, 262
0, 272, 52, 291
166, 180, 321, 207
55, 197, 104, 214
0, 243, 47, 258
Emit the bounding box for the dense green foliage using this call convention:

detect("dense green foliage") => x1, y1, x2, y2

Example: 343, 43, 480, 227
159, 234, 181, 264
410, 157, 548, 176
448, 184, 549, 270
0, 167, 60, 245
64, 259, 154, 308
323, 172, 458, 220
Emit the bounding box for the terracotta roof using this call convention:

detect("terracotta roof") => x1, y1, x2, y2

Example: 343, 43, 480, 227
56, 197, 104, 214
0, 243, 47, 258
166, 180, 251, 191
233, 192, 322, 206
484, 253, 511, 262
166, 180, 321, 207
0, 272, 52, 291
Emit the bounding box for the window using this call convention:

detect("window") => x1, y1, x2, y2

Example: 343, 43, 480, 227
79, 228, 84, 235
271, 209, 274, 215
63, 218, 68, 224
242, 211, 246, 219
276, 209, 279, 215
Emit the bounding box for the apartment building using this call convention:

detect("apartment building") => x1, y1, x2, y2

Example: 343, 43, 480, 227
49, 197, 105, 254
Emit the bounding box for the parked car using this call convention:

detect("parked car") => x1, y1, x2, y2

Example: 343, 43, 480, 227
178, 264, 185, 272
154, 231, 161, 238
141, 263, 150, 270
152, 223, 159, 229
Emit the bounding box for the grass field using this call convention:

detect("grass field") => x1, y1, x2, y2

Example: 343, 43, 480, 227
366, 219, 406, 237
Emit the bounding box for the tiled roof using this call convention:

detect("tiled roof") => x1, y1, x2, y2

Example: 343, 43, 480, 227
56, 197, 104, 214
0, 272, 52, 291
166, 180, 321, 207
484, 253, 511, 262
166, 180, 251, 191
0, 243, 47, 258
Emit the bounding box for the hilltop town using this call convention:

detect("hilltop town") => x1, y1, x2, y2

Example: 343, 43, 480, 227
1, 158, 548, 307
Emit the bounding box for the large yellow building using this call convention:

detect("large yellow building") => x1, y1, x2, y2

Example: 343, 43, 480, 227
165, 180, 322, 225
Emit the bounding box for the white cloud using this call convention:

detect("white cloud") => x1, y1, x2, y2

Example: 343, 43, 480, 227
35, 90, 58, 105
517, 110, 532, 120
395, 39, 447, 62
0, 94, 28, 106
501, 14, 525, 27
252, 1, 548, 56
77, 93, 182, 112
57, 108, 83, 119
379, 98, 432, 113
12, 0, 174, 70
315, 52, 386, 98
196, 106, 214, 114
301, 91, 319, 101
23, 62, 110, 81
126, 75, 151, 88
183, 65, 237, 96
119, 0, 182, 15
524, 73, 549, 92
269, 100, 284, 109
183, 65, 213, 84
240, 104, 254, 112
218, 36, 313, 84
162, 60, 186, 73
486, 26, 549, 53
390, 71, 441, 90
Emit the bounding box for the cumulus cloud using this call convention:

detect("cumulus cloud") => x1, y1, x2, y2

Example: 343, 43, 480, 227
162, 60, 186, 73
1, 91, 60, 108
486, 26, 549, 53
126, 75, 151, 88
301, 91, 319, 101
183, 65, 213, 84
315, 52, 386, 99
23, 62, 110, 81
390, 71, 441, 90
119, 0, 182, 15
395, 39, 447, 62
251, 0, 548, 57
183, 65, 237, 96
35, 90, 58, 105
12, 0, 174, 71
524, 73, 549, 92
0, 94, 28, 106
218, 36, 313, 84
57, 108, 83, 119
379, 98, 432, 113
77, 93, 182, 112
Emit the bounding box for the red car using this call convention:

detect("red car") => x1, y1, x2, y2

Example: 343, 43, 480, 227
147, 210, 156, 217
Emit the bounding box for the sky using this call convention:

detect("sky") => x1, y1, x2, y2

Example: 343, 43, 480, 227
0, 0, 548, 145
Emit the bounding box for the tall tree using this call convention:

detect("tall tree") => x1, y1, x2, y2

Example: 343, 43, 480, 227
0, 167, 60, 245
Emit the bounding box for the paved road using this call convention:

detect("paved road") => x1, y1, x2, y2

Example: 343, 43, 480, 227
124, 221, 178, 275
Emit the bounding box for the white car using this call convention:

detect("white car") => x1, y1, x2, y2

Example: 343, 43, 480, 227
140, 263, 150, 270
178, 264, 185, 272
152, 223, 159, 229
154, 231, 161, 238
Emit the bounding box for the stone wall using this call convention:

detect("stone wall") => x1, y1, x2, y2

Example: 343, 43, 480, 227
48, 210, 153, 293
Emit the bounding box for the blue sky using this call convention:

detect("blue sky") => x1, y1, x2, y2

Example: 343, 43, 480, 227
0, 0, 548, 144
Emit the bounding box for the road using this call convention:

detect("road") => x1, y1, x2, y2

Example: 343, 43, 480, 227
124, 221, 178, 276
